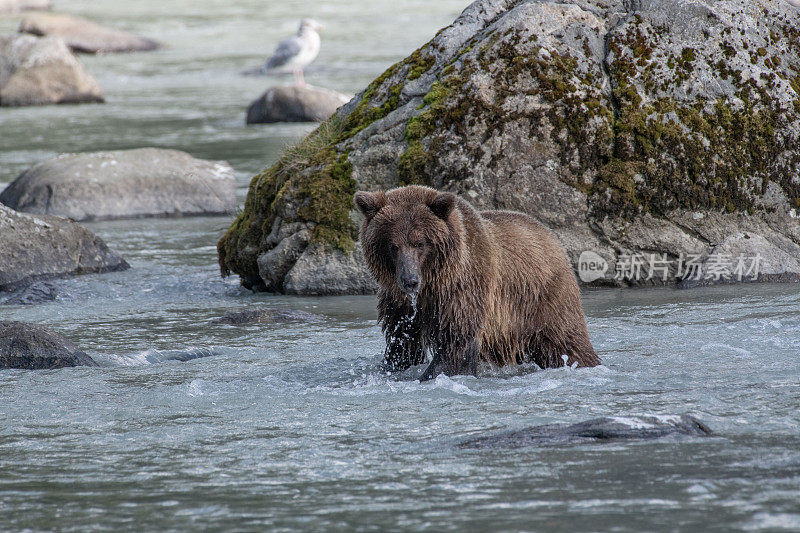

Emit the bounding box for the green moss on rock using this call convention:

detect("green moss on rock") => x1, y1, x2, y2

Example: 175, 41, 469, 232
219, 38, 442, 285
398, 142, 432, 186
218, 118, 356, 285
595, 16, 800, 220
407, 48, 436, 80
342, 64, 404, 140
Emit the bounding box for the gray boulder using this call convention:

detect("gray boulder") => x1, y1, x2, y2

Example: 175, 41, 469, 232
0, 0, 49, 14
219, 0, 800, 294
460, 414, 712, 448
0, 203, 128, 291
678, 231, 800, 288
0, 148, 237, 221
0, 321, 97, 369
19, 12, 159, 54
0, 34, 104, 106
283, 242, 378, 295
246, 85, 350, 124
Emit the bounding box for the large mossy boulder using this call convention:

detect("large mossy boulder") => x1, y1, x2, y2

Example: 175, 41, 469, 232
0, 204, 128, 291
219, 0, 800, 294
0, 34, 104, 106
0, 148, 237, 221
19, 12, 160, 54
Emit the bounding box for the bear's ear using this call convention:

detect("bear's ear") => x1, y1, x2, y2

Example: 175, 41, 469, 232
429, 192, 456, 221
354, 191, 386, 221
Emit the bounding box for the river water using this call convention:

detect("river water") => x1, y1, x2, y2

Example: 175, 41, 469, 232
1, 1, 800, 531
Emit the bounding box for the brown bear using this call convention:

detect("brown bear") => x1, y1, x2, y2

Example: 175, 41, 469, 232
354, 185, 600, 380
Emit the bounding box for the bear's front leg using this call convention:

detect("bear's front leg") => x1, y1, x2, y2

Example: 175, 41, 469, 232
419, 336, 479, 381
379, 296, 426, 373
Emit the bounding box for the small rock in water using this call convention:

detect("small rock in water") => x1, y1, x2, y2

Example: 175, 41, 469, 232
0, 0, 49, 15
19, 12, 160, 54
0, 203, 129, 291
214, 308, 323, 325
0, 148, 236, 221
246, 85, 350, 124
0, 34, 104, 107
460, 414, 712, 448
2, 281, 57, 305
0, 321, 97, 369
136, 347, 221, 364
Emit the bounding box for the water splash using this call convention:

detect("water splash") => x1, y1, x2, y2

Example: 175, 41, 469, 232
408, 292, 418, 322
111, 347, 223, 366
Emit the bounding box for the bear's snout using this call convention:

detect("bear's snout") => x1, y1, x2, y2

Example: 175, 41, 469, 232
399, 271, 420, 294
396, 252, 421, 295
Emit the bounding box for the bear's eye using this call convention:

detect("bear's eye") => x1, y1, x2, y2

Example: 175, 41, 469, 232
412, 241, 425, 249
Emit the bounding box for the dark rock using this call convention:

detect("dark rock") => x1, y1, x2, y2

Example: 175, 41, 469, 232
246, 85, 350, 124
19, 12, 160, 54
460, 414, 712, 448
0, 321, 97, 369
2, 281, 57, 305
0, 148, 236, 221
131, 347, 222, 364
213, 308, 323, 325
0, 203, 129, 292
0, 34, 104, 107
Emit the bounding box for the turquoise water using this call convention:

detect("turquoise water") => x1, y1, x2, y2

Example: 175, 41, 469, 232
2, 1, 800, 531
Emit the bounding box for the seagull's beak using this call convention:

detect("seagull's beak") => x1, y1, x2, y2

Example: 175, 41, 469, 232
316, 24, 325, 32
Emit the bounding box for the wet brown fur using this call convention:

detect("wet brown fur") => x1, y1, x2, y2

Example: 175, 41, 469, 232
355, 185, 600, 379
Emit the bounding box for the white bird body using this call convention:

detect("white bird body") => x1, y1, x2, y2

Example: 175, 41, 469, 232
263, 19, 322, 85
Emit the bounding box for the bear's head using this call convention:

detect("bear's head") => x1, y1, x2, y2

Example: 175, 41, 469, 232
354, 186, 460, 296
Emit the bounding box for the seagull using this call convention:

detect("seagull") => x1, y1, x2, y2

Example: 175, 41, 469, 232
263, 19, 323, 87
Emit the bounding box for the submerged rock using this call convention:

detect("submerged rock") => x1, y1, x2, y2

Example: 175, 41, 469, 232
219, 0, 800, 294
0, 321, 97, 369
213, 308, 323, 325
127, 347, 222, 364
0, 0, 49, 14
0, 34, 104, 106
460, 414, 712, 448
0, 203, 128, 291
0, 148, 237, 221
246, 85, 350, 124
2, 281, 57, 305
19, 12, 159, 54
